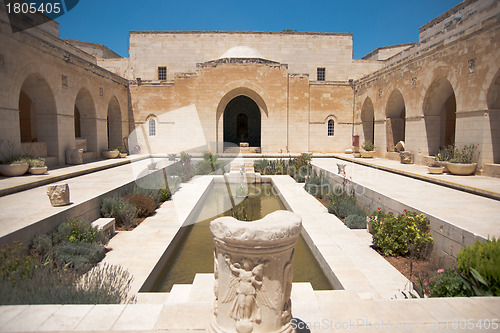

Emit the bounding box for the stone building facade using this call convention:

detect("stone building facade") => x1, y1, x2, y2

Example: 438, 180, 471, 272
0, 0, 498, 176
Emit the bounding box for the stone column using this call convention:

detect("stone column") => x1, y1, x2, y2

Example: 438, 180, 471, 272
209, 210, 302, 333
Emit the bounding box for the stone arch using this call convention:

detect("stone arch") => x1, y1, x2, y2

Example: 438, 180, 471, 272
216, 87, 268, 152
385, 89, 406, 152
361, 97, 375, 145
423, 77, 457, 156
223, 95, 261, 147
487, 69, 500, 163
74, 88, 98, 153
18, 73, 58, 157
107, 96, 122, 149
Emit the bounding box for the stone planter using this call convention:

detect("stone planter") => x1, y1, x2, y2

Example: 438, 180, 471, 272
447, 163, 477, 176
435, 161, 449, 172
119, 153, 127, 158
427, 166, 445, 174
0, 163, 29, 176
360, 150, 375, 158
29, 166, 48, 175
102, 150, 119, 159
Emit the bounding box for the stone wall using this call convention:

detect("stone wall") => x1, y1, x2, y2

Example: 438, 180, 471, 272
126, 31, 379, 82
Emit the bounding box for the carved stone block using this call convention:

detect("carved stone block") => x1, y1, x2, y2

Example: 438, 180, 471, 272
66, 148, 83, 165
47, 183, 70, 206
400, 151, 414, 164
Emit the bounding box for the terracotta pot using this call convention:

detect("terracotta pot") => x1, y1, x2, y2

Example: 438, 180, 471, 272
0, 163, 29, 176
427, 166, 445, 174
447, 163, 476, 175
29, 166, 48, 175
360, 150, 375, 158
102, 150, 119, 159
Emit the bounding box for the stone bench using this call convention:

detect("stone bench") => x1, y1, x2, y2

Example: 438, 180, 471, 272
91, 217, 115, 236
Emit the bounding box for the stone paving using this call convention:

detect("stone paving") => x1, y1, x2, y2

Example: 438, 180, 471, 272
0, 157, 499, 332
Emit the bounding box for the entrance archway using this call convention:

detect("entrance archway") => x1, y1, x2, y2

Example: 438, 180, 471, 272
385, 89, 406, 152
423, 78, 456, 155
18, 73, 58, 157
361, 97, 375, 145
107, 96, 122, 149
223, 95, 261, 147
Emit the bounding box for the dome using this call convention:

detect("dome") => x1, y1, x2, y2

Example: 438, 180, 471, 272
219, 46, 264, 59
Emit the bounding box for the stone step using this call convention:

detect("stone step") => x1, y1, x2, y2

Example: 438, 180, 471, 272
165, 284, 192, 304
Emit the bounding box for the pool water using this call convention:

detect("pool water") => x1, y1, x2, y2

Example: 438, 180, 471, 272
150, 182, 333, 292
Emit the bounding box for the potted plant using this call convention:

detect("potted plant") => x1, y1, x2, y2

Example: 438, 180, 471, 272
427, 161, 445, 174
27, 156, 47, 175
0, 140, 29, 177
447, 144, 478, 175
102, 148, 120, 159
360, 141, 375, 158
117, 146, 128, 158
434, 145, 454, 172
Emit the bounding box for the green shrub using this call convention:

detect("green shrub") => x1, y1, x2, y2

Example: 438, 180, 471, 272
195, 153, 225, 175
31, 233, 54, 259
124, 193, 157, 218
55, 242, 105, 272
0, 263, 135, 304
326, 193, 364, 219
304, 171, 331, 199
101, 196, 138, 229
429, 268, 468, 297
55, 218, 101, 244
457, 238, 500, 295
345, 214, 367, 229
254, 158, 288, 175
289, 153, 312, 182
369, 209, 433, 258
450, 144, 478, 164
362, 141, 375, 151
0, 242, 39, 283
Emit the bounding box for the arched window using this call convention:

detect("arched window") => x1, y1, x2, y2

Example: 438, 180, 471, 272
149, 119, 156, 136
327, 119, 334, 136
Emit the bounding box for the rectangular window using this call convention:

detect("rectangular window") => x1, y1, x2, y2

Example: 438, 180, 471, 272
317, 67, 325, 81
158, 66, 167, 81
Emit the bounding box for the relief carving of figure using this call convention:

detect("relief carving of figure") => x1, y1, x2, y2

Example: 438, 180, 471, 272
222, 255, 276, 332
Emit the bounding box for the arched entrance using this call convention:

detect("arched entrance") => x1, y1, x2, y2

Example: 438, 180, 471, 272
423, 78, 456, 155
18, 73, 58, 157
74, 88, 97, 153
487, 70, 500, 164
223, 95, 261, 148
361, 97, 375, 145
107, 96, 122, 149
385, 89, 406, 152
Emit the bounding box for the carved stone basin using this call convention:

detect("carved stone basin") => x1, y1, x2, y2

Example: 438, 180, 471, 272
209, 210, 302, 333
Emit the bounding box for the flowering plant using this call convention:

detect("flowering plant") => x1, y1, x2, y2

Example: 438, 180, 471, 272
449, 144, 478, 164
369, 209, 433, 258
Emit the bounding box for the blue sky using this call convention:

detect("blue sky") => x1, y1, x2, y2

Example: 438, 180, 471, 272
55, 0, 462, 59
